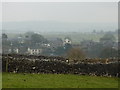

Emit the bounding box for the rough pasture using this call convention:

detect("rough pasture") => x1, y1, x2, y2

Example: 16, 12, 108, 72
2, 73, 118, 88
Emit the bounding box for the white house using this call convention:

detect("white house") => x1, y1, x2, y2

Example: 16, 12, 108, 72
63, 37, 72, 45
27, 47, 42, 55
8, 48, 19, 54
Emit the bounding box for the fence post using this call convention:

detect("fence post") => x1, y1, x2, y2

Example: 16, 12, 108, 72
6, 54, 8, 72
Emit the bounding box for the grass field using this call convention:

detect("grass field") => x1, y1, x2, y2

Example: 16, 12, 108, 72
2, 73, 118, 88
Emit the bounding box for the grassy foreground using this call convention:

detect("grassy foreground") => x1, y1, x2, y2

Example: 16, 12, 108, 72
2, 73, 118, 88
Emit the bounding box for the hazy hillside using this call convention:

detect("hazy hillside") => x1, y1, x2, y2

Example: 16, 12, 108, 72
6, 32, 118, 44
2, 21, 117, 33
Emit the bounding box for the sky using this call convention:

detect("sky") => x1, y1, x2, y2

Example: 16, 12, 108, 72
0, 2, 118, 33
2, 2, 118, 23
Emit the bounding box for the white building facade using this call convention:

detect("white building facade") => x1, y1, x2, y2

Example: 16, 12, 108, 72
27, 48, 42, 55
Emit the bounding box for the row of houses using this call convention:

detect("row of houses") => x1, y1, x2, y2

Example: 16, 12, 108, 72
2, 33, 72, 55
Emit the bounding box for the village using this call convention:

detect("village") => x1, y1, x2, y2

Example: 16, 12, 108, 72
1, 2, 119, 88
1, 31, 118, 59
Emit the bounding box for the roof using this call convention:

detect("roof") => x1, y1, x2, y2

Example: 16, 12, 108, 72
28, 46, 42, 49
47, 38, 63, 44
64, 37, 71, 41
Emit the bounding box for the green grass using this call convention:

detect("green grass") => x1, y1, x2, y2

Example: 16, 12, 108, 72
2, 73, 118, 88
0, 73, 2, 89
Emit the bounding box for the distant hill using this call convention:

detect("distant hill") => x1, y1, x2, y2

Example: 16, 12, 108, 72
1, 21, 117, 33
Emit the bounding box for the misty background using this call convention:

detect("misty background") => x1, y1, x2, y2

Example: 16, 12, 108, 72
1, 2, 118, 60
1, 2, 118, 33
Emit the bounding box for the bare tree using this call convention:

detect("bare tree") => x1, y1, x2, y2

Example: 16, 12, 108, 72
67, 48, 85, 63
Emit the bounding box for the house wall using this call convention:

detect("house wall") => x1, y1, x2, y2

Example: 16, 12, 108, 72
28, 48, 42, 55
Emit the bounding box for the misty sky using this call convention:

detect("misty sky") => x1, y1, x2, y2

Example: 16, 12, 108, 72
2, 2, 118, 23
1, 2, 118, 33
